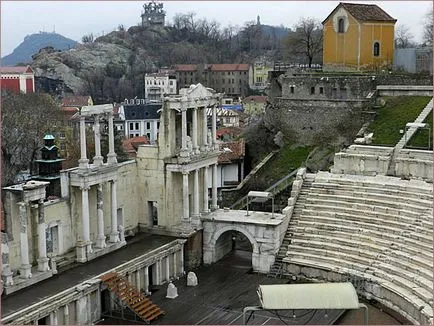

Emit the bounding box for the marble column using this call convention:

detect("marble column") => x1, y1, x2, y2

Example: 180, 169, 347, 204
37, 199, 50, 272
80, 186, 92, 256
1, 233, 14, 286
180, 108, 188, 157
180, 246, 185, 275
64, 304, 70, 325
212, 105, 217, 150
135, 270, 141, 291
192, 107, 199, 154
144, 266, 150, 294
165, 255, 170, 281
107, 112, 117, 164
211, 164, 218, 210
109, 180, 119, 243
202, 107, 208, 151
192, 169, 200, 219
202, 166, 209, 214
95, 184, 106, 248
93, 115, 104, 166
78, 116, 89, 169
182, 171, 190, 221
156, 259, 161, 285
18, 202, 32, 279
173, 251, 177, 278
49, 310, 58, 325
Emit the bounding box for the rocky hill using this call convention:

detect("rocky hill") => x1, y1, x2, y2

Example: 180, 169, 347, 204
2, 32, 77, 66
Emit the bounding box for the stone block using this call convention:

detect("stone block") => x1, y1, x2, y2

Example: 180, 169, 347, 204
187, 271, 198, 286
166, 281, 178, 299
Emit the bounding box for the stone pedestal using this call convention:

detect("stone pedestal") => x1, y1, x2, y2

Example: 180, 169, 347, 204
76, 241, 92, 263
166, 282, 178, 299
187, 271, 198, 286
19, 264, 32, 279
37, 257, 50, 272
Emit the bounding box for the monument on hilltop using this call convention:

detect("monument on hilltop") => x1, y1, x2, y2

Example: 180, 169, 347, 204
141, 1, 166, 27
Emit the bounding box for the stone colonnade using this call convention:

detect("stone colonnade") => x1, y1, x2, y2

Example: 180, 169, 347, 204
24, 243, 185, 325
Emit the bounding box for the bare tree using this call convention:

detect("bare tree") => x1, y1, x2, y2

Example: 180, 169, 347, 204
286, 17, 323, 67
423, 9, 433, 45
81, 33, 94, 43
1, 92, 62, 186
395, 24, 415, 48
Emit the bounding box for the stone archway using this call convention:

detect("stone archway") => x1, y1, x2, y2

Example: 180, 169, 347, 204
203, 224, 262, 272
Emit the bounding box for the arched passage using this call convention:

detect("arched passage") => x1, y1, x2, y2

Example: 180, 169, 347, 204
214, 230, 253, 264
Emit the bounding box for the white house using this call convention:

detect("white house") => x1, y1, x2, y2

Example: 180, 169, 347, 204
144, 72, 177, 102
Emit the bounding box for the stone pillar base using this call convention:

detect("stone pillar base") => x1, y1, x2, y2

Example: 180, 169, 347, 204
2, 270, 14, 286
93, 156, 104, 166
19, 264, 32, 279
37, 257, 50, 272
109, 232, 119, 243
210, 205, 218, 211
95, 236, 107, 249
78, 158, 89, 169
201, 209, 210, 215
76, 241, 92, 263
107, 153, 117, 164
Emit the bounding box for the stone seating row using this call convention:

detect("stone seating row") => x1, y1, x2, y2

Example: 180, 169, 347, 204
305, 192, 430, 214
285, 244, 432, 309
309, 184, 433, 208
294, 218, 432, 254
289, 237, 432, 280
303, 197, 431, 223
299, 213, 432, 248
311, 181, 433, 202
314, 173, 433, 196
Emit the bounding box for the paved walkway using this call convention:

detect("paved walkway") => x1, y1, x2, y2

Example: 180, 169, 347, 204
1, 234, 176, 317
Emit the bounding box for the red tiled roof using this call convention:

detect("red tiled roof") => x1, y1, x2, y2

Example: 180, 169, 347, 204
216, 126, 243, 139
61, 95, 92, 107
323, 3, 396, 24
218, 139, 246, 164
173, 64, 250, 72
173, 64, 198, 72
0, 65, 33, 74
243, 96, 267, 104
122, 136, 149, 158
210, 64, 250, 71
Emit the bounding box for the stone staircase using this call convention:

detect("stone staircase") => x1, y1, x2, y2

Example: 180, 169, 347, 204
100, 272, 164, 323
267, 174, 315, 278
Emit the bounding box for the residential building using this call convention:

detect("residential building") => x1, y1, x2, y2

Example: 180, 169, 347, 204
322, 2, 396, 71
122, 136, 150, 158
243, 95, 267, 116
216, 139, 245, 188
207, 107, 240, 128
121, 100, 161, 144
249, 59, 274, 91
0, 66, 35, 94
144, 71, 177, 101
173, 64, 252, 98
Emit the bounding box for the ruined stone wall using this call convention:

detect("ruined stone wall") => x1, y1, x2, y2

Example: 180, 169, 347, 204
266, 98, 368, 146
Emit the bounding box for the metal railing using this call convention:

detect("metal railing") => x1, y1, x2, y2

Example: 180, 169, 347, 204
230, 169, 298, 210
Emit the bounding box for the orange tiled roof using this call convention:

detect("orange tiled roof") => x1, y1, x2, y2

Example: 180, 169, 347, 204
218, 139, 246, 164
216, 126, 243, 139
122, 136, 149, 158
243, 96, 267, 104
210, 64, 250, 71
61, 95, 92, 107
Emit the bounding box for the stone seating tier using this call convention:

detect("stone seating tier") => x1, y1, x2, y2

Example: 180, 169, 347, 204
292, 230, 433, 267
285, 246, 432, 309
305, 192, 431, 214
297, 213, 432, 247
289, 238, 432, 281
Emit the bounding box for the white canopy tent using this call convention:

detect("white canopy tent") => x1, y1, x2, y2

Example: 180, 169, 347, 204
243, 282, 368, 324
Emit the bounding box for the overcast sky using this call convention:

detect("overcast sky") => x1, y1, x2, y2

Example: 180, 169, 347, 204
1, 1, 432, 57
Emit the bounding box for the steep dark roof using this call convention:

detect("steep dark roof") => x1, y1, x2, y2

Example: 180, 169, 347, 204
123, 103, 161, 120
323, 2, 397, 24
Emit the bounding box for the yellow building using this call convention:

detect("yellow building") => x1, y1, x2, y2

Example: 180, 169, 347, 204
322, 2, 397, 71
